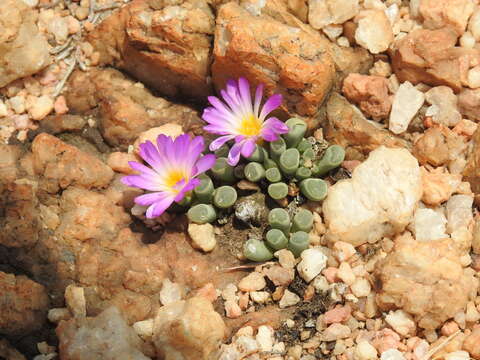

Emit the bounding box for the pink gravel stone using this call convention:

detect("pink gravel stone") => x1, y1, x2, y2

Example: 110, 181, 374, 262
324, 305, 352, 324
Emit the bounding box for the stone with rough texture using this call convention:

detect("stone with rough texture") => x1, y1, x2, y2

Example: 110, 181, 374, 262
279, 289, 300, 308
458, 88, 480, 121
0, 0, 51, 87
153, 297, 226, 360
57, 307, 150, 360
238, 272, 266, 292
463, 127, 480, 193
375, 233, 478, 329
325, 93, 408, 157
419, 0, 474, 36
323, 146, 422, 246
86, 0, 214, 99
463, 327, 480, 359
425, 86, 462, 127
391, 28, 478, 92
413, 127, 450, 167
412, 208, 448, 242
0, 339, 26, 360
421, 168, 462, 206
297, 248, 328, 283
342, 73, 391, 120
0, 271, 49, 336
385, 310, 416, 337
188, 223, 217, 252
213, 2, 335, 120
354, 341, 378, 360
389, 82, 425, 134
354, 10, 393, 54
308, 0, 359, 29
66, 69, 203, 149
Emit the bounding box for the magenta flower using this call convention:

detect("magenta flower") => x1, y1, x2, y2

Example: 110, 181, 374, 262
202, 78, 289, 166
122, 134, 216, 219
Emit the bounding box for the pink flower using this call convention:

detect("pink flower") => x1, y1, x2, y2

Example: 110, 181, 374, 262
122, 134, 215, 218
202, 78, 288, 166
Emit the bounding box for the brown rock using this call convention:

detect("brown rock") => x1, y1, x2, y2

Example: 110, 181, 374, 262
419, 0, 474, 36
0, 144, 21, 184
31, 133, 114, 193
463, 327, 480, 359
0, 339, 26, 360
0, 271, 49, 336
464, 127, 480, 193
212, 2, 335, 120
0, 0, 51, 87
329, 44, 373, 87
342, 73, 391, 120
153, 297, 226, 360
66, 68, 203, 148
86, 0, 214, 99
39, 114, 87, 135
57, 306, 150, 360
412, 127, 450, 166
421, 167, 462, 206
324, 93, 408, 158
391, 28, 478, 92
375, 233, 478, 329
263, 265, 295, 286
458, 88, 480, 121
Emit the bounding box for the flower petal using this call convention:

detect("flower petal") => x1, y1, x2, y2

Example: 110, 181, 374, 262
253, 83, 264, 117
241, 139, 256, 158
209, 135, 235, 151
174, 178, 201, 202
227, 141, 243, 166
263, 117, 289, 134
134, 192, 169, 206
260, 127, 280, 142
259, 93, 283, 120
145, 196, 175, 218
193, 154, 216, 176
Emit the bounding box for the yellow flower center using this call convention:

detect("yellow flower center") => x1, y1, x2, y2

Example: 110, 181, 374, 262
238, 114, 262, 137
165, 170, 186, 190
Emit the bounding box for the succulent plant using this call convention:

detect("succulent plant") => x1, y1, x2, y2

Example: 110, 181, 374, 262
213, 186, 238, 208
187, 204, 217, 224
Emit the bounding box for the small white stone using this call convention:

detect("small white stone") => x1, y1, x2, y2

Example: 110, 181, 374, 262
312, 275, 329, 292
460, 31, 476, 49
272, 342, 286, 354
446, 195, 474, 234
354, 341, 378, 360
133, 318, 154, 339
29, 95, 54, 121
413, 208, 448, 242
188, 223, 217, 252
47, 308, 71, 323
9, 96, 26, 114
350, 278, 371, 297
323, 24, 343, 40
389, 81, 424, 134
275, 249, 296, 269
444, 351, 471, 360
333, 241, 356, 262
322, 323, 351, 341
385, 310, 416, 337
159, 278, 182, 306
279, 289, 300, 308
465, 301, 480, 322
64, 284, 86, 318
355, 9, 393, 54
381, 349, 405, 360
238, 271, 266, 292
221, 283, 238, 302
250, 291, 270, 304
0, 101, 8, 117
297, 248, 328, 283
337, 262, 355, 285
21, 0, 39, 7
468, 65, 480, 88
48, 16, 69, 43
256, 325, 274, 352
235, 335, 259, 356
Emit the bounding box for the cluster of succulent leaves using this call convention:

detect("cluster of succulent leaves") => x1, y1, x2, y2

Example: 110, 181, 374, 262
186, 117, 345, 261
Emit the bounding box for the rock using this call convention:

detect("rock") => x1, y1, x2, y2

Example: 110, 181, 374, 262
425, 86, 462, 127
279, 289, 301, 308
419, 0, 474, 36
188, 223, 217, 253
57, 307, 150, 360
413, 127, 450, 166
446, 195, 474, 234
297, 248, 328, 283
153, 297, 226, 360
48, 308, 71, 323
350, 278, 371, 297
389, 81, 425, 134
0, 0, 51, 87
28, 95, 54, 121
133, 124, 183, 155
385, 310, 416, 337
238, 272, 266, 292
337, 262, 355, 285
39, 114, 87, 135
133, 318, 154, 340
412, 208, 448, 242
0, 144, 21, 183
263, 265, 295, 286
86, 0, 214, 100
212, 2, 335, 119
453, 119, 478, 138
333, 241, 356, 262
275, 249, 296, 269
308, 0, 359, 29
66, 68, 202, 149
391, 28, 475, 92
444, 351, 471, 360
458, 88, 480, 121
421, 168, 462, 206
64, 284, 86, 318
256, 325, 274, 352
0, 339, 26, 360
381, 349, 405, 360
159, 279, 183, 306
375, 233, 478, 329
354, 341, 378, 360
250, 291, 270, 304
225, 300, 242, 319
463, 127, 480, 193
325, 93, 409, 157
0, 271, 49, 336
324, 305, 351, 324
107, 152, 138, 175
354, 10, 393, 54
323, 146, 422, 246
321, 323, 351, 341
463, 327, 480, 359
342, 73, 391, 120
465, 301, 480, 322
330, 43, 374, 86
31, 133, 114, 193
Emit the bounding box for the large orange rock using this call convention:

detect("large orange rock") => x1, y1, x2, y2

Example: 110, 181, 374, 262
87, 0, 214, 100
391, 28, 480, 92
212, 2, 335, 120
419, 0, 474, 36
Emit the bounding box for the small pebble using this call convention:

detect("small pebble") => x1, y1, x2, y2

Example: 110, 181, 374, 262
337, 262, 356, 285
354, 341, 378, 360
256, 325, 274, 352
187, 223, 216, 252
238, 271, 266, 292
279, 289, 300, 308
159, 279, 182, 305
29, 95, 54, 121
